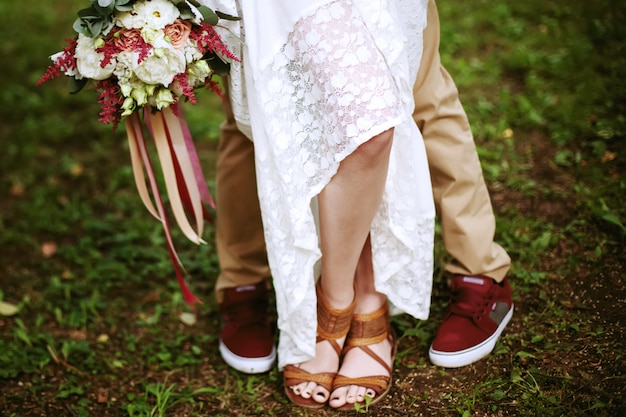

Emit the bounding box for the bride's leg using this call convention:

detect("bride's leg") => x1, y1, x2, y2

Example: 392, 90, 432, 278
318, 128, 393, 307
287, 129, 393, 404
328, 237, 395, 409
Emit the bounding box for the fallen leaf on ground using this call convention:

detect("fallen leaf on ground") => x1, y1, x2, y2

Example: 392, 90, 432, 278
179, 312, 197, 326
0, 301, 19, 316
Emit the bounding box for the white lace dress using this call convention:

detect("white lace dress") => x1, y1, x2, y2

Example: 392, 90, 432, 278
209, 0, 435, 369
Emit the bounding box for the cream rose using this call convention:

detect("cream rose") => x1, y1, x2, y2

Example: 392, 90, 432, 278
75, 34, 116, 80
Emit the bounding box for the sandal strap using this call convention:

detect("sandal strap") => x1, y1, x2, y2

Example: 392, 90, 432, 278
342, 302, 394, 374
316, 282, 355, 342
346, 303, 390, 347
332, 374, 391, 394
283, 365, 335, 392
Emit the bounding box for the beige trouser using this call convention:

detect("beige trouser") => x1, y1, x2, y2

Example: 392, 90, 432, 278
214, 0, 511, 299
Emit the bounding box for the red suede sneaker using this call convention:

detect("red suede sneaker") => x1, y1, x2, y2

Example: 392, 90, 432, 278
219, 282, 276, 373
429, 275, 513, 368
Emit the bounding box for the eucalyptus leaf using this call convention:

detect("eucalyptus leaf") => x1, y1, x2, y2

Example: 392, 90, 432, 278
73, 18, 87, 35
88, 20, 106, 38
94, 3, 116, 15
115, 4, 134, 12
197, 6, 219, 25
179, 9, 195, 21
77, 6, 101, 19
97, 0, 114, 7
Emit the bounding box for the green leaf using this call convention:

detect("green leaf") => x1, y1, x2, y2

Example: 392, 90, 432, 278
72, 18, 86, 35
601, 213, 625, 231
215, 11, 241, 21
115, 4, 134, 12
14, 328, 32, 347
68, 77, 88, 95
94, 2, 115, 15
206, 55, 230, 76
510, 367, 524, 383
198, 6, 219, 25
77, 6, 101, 19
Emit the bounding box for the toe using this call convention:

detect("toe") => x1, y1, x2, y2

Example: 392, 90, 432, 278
312, 386, 330, 404
354, 386, 367, 402
346, 385, 360, 404
329, 386, 349, 408
290, 382, 306, 396
300, 381, 317, 399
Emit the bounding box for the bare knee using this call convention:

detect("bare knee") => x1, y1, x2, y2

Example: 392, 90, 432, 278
354, 128, 394, 163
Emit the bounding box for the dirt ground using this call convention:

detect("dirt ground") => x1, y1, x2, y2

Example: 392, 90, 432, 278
1, 133, 624, 417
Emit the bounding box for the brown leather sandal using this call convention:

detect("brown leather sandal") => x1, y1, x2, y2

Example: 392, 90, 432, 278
283, 283, 356, 408
331, 302, 396, 411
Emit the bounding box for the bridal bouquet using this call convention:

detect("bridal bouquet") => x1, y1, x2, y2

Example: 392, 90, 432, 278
38, 0, 239, 307
38, 0, 236, 126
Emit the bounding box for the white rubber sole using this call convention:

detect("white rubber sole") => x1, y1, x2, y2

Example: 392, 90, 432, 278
429, 304, 514, 368
219, 340, 276, 374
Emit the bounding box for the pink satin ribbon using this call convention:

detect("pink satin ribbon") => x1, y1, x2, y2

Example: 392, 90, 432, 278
125, 105, 214, 308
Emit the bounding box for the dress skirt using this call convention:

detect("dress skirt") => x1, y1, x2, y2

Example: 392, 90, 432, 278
209, 0, 435, 368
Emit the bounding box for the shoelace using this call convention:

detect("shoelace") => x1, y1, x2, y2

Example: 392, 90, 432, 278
448, 287, 493, 319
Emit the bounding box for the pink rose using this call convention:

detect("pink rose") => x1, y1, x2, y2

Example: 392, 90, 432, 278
164, 20, 192, 49
114, 29, 143, 51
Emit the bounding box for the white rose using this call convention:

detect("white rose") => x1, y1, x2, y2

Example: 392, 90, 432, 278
113, 50, 139, 77
116, 0, 180, 30
74, 34, 115, 80
133, 47, 186, 86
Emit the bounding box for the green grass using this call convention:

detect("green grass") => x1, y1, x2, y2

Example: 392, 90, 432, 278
1, 0, 625, 416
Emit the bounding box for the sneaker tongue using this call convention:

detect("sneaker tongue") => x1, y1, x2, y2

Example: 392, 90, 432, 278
236, 284, 258, 293
223, 284, 265, 304
452, 276, 491, 311
461, 276, 488, 286
457, 276, 491, 293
